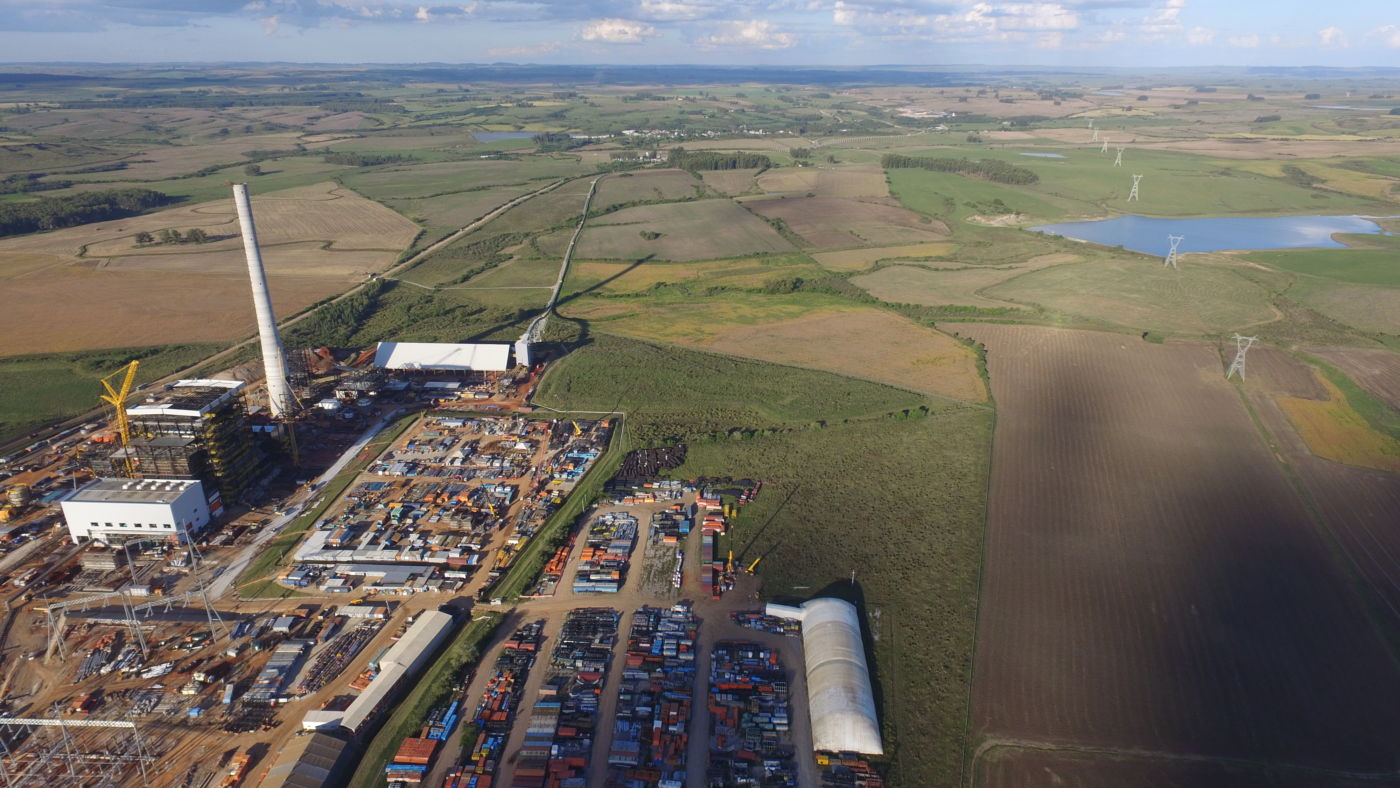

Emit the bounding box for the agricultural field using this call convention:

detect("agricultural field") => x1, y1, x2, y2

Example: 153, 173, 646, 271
744, 195, 949, 249
564, 255, 826, 294
754, 163, 890, 198
1304, 348, 1400, 412
810, 242, 956, 271
0, 182, 417, 354
698, 168, 762, 195
958, 323, 1400, 781
591, 168, 704, 206
1247, 248, 1400, 286
573, 199, 794, 260
1288, 279, 1400, 335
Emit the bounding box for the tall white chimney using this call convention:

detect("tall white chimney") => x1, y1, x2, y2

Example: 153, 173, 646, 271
232, 183, 295, 419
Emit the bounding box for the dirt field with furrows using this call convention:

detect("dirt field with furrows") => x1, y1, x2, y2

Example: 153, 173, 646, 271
0, 182, 417, 354
744, 196, 949, 249
1304, 347, 1400, 412
707, 309, 986, 403
1236, 349, 1400, 633
592, 168, 703, 205
754, 164, 890, 198
576, 199, 794, 260
975, 748, 1383, 788
957, 323, 1400, 781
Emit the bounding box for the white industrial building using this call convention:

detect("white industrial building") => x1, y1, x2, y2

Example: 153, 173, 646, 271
373, 342, 513, 372
302, 609, 457, 735
60, 478, 211, 545
767, 597, 884, 755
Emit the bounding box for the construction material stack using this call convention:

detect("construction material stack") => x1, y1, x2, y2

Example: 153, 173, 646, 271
606, 604, 698, 787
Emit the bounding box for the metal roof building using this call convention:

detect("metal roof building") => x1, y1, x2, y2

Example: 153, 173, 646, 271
374, 342, 512, 372
261, 731, 351, 787
323, 609, 458, 735
767, 597, 884, 755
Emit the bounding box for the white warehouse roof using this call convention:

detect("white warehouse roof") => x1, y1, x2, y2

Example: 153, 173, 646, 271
335, 610, 456, 734
374, 342, 511, 372
767, 597, 884, 755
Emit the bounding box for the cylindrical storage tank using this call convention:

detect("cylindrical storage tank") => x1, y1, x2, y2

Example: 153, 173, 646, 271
6, 485, 29, 507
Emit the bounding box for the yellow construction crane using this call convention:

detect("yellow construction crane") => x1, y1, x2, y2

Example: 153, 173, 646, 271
746, 556, 763, 573
99, 361, 140, 475
571, 420, 583, 436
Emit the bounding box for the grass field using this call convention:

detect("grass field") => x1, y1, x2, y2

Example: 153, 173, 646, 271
564, 255, 827, 295
1289, 279, 1400, 335
984, 254, 1278, 334
1277, 371, 1400, 473
754, 164, 890, 198
1248, 248, 1400, 286
576, 199, 794, 260
0, 343, 221, 445
852, 256, 1077, 310
744, 195, 949, 249
591, 168, 704, 206
558, 290, 862, 347
699, 169, 762, 195
535, 334, 992, 787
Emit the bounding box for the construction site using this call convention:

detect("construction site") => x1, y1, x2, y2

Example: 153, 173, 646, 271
0, 180, 887, 788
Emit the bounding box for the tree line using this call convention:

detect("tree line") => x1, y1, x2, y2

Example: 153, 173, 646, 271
880, 154, 1040, 185
322, 151, 416, 167
666, 148, 772, 171
0, 188, 174, 237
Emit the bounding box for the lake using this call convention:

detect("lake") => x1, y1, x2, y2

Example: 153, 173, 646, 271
473, 131, 535, 142
1020, 152, 1066, 159
1031, 214, 1386, 254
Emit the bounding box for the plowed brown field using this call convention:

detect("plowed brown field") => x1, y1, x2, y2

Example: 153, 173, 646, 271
957, 324, 1400, 784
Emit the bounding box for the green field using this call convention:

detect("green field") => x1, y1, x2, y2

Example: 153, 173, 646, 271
535, 333, 992, 786
1249, 248, 1400, 286
0, 344, 221, 446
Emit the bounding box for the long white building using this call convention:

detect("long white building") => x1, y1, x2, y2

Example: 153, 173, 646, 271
60, 478, 211, 545
767, 597, 884, 755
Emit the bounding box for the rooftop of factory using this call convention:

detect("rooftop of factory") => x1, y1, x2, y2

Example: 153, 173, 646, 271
67, 478, 202, 505
374, 341, 512, 372
126, 379, 245, 419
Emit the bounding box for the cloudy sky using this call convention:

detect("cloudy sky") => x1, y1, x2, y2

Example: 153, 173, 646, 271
1, 0, 1398, 66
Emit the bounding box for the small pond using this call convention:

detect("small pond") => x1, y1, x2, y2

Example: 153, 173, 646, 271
1030, 214, 1387, 254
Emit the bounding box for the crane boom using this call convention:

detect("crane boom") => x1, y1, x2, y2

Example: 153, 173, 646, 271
99, 361, 141, 475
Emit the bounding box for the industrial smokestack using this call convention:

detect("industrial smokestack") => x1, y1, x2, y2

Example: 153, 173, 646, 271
232, 183, 295, 419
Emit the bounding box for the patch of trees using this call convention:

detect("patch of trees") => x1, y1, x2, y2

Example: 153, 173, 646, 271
666, 148, 772, 171
531, 132, 588, 152
318, 98, 405, 114
0, 188, 174, 237
1305, 93, 1322, 100
880, 154, 1040, 185
60, 90, 382, 110
322, 151, 416, 166
1390, 108, 1400, 116
0, 173, 71, 195
789, 147, 812, 159
1254, 114, 1282, 123
1281, 165, 1324, 189
136, 227, 209, 246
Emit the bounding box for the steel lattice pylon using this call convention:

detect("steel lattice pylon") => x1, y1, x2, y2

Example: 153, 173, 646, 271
1226, 334, 1258, 380
1165, 235, 1184, 269
1128, 174, 1142, 202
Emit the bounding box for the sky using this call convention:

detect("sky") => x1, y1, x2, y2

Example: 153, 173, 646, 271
1, 0, 1398, 67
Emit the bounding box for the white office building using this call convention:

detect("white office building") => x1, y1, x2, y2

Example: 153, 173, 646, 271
60, 478, 211, 545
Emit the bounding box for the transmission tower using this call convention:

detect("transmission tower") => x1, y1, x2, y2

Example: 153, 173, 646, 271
1101, 137, 1110, 153
1114, 146, 1124, 167
1226, 334, 1258, 380
1128, 174, 1142, 202
1091, 126, 1099, 142
1088, 118, 1094, 129
1165, 235, 1184, 269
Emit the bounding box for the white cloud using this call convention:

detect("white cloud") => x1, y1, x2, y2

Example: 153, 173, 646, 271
261, 14, 280, 35
696, 19, 796, 49
1367, 25, 1400, 48
1227, 32, 1260, 48
1186, 26, 1213, 45
637, 0, 713, 21
578, 17, 657, 42
1139, 0, 1183, 38
833, 0, 855, 25
1034, 31, 1065, 48
1317, 25, 1347, 47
